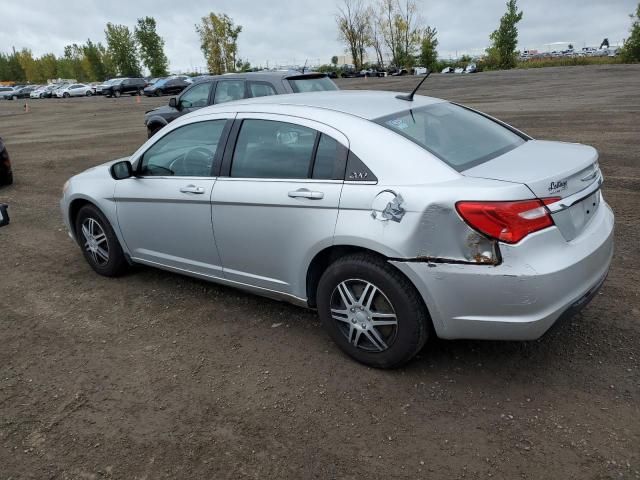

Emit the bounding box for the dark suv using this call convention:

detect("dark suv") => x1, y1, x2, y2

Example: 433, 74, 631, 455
0, 137, 13, 185
144, 71, 338, 138
101, 78, 147, 98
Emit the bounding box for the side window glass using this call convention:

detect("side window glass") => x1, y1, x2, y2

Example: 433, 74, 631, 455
231, 120, 316, 179
179, 82, 211, 109
214, 80, 245, 104
140, 120, 227, 177
312, 134, 340, 180
247, 82, 277, 98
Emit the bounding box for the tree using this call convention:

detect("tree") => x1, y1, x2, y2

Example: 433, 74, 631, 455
81, 39, 107, 81
16, 49, 39, 82
105, 23, 141, 77
418, 26, 438, 71
486, 0, 523, 69
621, 3, 640, 62
331, 55, 339, 65
196, 13, 242, 75
378, 0, 423, 68
336, 0, 370, 70
39, 53, 58, 81
135, 17, 169, 77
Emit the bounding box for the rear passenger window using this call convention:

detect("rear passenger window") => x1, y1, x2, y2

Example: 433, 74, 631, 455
214, 80, 245, 104
312, 134, 340, 179
247, 82, 276, 98
231, 120, 316, 179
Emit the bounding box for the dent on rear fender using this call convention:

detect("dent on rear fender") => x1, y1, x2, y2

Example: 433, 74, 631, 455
368, 192, 500, 266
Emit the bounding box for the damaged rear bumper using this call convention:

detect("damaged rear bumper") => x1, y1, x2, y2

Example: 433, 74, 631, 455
391, 202, 614, 341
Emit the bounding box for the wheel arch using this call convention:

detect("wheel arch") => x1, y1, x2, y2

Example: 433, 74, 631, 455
305, 244, 426, 310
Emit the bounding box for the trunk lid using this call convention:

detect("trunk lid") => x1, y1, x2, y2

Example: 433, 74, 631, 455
463, 140, 603, 241
463, 140, 600, 200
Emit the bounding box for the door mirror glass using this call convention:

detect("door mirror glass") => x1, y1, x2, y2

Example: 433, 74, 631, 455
169, 97, 178, 108
110, 160, 134, 180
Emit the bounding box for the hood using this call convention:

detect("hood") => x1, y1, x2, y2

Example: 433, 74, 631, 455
145, 104, 175, 116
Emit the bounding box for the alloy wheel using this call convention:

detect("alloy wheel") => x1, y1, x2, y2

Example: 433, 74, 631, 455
330, 279, 398, 352
81, 217, 109, 266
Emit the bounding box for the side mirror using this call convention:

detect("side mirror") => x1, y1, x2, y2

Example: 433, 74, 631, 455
110, 160, 134, 180
169, 97, 179, 109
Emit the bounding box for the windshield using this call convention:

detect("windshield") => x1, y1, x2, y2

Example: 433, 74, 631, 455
375, 103, 526, 171
287, 76, 338, 93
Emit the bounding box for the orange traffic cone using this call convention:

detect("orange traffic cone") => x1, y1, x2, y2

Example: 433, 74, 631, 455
136, 95, 141, 104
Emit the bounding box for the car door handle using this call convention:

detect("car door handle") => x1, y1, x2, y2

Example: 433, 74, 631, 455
180, 185, 205, 194
288, 188, 324, 200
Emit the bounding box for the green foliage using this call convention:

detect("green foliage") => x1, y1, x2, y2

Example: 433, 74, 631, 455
486, 0, 523, 70
196, 13, 242, 75
331, 55, 339, 65
135, 17, 169, 77
621, 3, 640, 62
105, 23, 141, 77
418, 26, 438, 71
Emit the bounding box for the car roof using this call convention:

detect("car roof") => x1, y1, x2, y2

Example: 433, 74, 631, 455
208, 90, 446, 120
192, 71, 327, 84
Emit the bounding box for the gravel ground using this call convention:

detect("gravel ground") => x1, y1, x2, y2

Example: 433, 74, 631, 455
0, 65, 639, 479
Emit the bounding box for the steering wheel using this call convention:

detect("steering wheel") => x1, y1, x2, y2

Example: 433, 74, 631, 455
172, 147, 213, 176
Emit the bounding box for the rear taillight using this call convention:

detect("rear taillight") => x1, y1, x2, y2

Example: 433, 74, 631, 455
456, 198, 560, 244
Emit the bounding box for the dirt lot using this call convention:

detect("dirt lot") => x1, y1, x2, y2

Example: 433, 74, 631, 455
1, 65, 639, 479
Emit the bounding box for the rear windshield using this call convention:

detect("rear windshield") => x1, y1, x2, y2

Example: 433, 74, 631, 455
375, 103, 525, 171
287, 76, 338, 93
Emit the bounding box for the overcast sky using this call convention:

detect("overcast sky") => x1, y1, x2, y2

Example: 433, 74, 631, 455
1, 0, 636, 73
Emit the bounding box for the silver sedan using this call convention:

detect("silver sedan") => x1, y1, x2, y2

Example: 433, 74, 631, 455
60, 90, 614, 367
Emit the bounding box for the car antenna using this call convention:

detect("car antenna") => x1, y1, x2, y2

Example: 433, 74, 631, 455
396, 71, 431, 101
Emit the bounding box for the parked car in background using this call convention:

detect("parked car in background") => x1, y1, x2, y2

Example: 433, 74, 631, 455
143, 77, 190, 97
49, 84, 70, 98
0, 137, 13, 186
144, 71, 338, 138
62, 90, 614, 368
464, 63, 478, 74
441, 66, 454, 74
30, 85, 49, 98
42, 84, 63, 98
56, 83, 94, 98
2, 86, 36, 100
101, 78, 147, 98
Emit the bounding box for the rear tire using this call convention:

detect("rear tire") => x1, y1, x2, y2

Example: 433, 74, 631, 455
114, 90, 121, 98
74, 204, 128, 277
317, 253, 430, 368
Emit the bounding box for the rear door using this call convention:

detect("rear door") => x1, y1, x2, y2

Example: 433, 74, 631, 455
211, 114, 348, 297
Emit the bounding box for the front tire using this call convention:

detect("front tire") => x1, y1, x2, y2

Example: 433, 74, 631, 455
114, 90, 121, 98
86, 90, 93, 96
63, 92, 70, 98
317, 253, 430, 368
75, 204, 128, 277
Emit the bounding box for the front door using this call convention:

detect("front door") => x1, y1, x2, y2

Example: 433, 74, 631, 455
211, 114, 348, 299
114, 117, 231, 277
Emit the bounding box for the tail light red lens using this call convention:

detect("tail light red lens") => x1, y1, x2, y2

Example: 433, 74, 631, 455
456, 198, 560, 244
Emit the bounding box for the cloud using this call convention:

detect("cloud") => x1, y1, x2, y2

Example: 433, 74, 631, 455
0, 0, 635, 72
